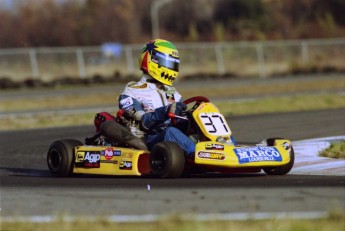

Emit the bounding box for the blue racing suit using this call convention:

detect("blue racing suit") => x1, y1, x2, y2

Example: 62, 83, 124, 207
118, 75, 195, 156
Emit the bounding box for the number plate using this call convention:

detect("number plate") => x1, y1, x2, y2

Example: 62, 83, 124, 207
198, 113, 231, 136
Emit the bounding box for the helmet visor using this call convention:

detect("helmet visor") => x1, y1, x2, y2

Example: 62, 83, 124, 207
152, 50, 179, 71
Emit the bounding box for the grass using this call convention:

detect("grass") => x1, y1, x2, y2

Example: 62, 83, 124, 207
0, 92, 115, 112
1, 76, 345, 112
319, 141, 345, 159
218, 94, 345, 116
1, 212, 345, 231
180, 77, 345, 100
0, 93, 343, 131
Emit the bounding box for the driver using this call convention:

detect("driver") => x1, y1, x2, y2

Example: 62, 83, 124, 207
118, 39, 195, 157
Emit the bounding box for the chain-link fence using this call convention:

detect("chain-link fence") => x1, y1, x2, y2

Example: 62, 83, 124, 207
0, 38, 344, 81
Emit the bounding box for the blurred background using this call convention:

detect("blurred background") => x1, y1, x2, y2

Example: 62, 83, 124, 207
0, 0, 344, 86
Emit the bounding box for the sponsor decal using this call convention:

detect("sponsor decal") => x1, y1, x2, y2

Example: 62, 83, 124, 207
102, 149, 121, 157
156, 52, 179, 62
76, 153, 85, 162
205, 143, 224, 150
104, 148, 113, 160
75, 151, 101, 168
166, 95, 175, 103
120, 97, 133, 108
114, 150, 121, 156
198, 151, 225, 160
84, 152, 100, 163
196, 104, 206, 111
234, 147, 282, 164
171, 50, 179, 57
282, 142, 291, 150
129, 83, 148, 89
124, 153, 133, 158
120, 161, 132, 170
142, 100, 154, 111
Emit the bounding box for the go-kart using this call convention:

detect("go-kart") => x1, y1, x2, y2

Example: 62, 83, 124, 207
47, 96, 294, 178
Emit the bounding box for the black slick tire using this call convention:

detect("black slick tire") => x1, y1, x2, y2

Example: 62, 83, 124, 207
47, 139, 82, 177
150, 141, 185, 179
263, 138, 295, 175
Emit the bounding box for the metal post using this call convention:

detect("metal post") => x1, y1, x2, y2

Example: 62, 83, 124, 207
151, 0, 172, 38
125, 46, 134, 74
76, 48, 86, 79
256, 43, 266, 78
301, 41, 309, 64
215, 44, 225, 75
29, 49, 40, 79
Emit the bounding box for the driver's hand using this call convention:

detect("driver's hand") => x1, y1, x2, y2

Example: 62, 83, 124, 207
168, 102, 187, 116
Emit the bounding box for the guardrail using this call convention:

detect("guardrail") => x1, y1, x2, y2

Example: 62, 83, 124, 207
0, 38, 344, 81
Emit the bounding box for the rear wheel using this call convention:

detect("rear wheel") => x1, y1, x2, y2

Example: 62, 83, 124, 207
263, 138, 294, 175
47, 139, 82, 177
150, 141, 185, 178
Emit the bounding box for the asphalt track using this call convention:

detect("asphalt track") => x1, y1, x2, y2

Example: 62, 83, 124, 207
0, 109, 344, 218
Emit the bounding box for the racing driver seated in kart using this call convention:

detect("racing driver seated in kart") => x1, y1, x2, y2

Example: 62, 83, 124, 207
118, 39, 196, 158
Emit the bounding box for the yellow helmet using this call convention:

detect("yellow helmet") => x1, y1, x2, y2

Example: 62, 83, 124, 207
139, 39, 179, 86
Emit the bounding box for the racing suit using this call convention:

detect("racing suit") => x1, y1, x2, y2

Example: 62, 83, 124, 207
118, 74, 195, 156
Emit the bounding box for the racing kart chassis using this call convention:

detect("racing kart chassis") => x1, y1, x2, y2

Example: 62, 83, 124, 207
47, 96, 294, 178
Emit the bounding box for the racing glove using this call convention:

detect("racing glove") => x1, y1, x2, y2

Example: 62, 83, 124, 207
167, 102, 187, 116
140, 102, 186, 133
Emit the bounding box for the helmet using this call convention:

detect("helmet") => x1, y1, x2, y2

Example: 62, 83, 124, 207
139, 39, 179, 86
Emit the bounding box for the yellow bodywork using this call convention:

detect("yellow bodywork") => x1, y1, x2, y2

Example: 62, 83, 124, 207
192, 101, 292, 168
73, 146, 150, 176
195, 139, 292, 168
192, 102, 232, 141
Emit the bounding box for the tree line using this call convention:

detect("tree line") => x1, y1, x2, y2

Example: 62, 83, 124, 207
0, 0, 344, 48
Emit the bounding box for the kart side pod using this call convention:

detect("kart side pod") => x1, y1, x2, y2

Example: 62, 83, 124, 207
73, 146, 151, 176
194, 139, 293, 169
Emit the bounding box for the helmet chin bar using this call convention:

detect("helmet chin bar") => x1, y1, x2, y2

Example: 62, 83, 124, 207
139, 39, 179, 86
146, 76, 160, 83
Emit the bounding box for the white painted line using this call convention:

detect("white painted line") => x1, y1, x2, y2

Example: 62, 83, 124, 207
1, 211, 329, 223
294, 136, 345, 143
292, 161, 345, 172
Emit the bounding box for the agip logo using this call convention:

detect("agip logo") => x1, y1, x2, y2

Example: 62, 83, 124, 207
75, 151, 101, 168
82, 151, 101, 168
120, 161, 132, 170
84, 152, 100, 163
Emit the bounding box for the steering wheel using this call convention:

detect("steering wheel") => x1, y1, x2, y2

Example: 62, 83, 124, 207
183, 96, 210, 105
168, 96, 210, 122
176, 96, 210, 140
182, 96, 210, 115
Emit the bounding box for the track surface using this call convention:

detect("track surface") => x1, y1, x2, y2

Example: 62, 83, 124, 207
0, 109, 344, 217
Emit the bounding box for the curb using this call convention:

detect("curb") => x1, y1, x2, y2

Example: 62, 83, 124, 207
291, 136, 345, 175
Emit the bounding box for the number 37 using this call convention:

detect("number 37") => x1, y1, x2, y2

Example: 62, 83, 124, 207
200, 113, 231, 135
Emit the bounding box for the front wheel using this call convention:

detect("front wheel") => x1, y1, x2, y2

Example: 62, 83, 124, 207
263, 138, 295, 175
150, 141, 185, 178
47, 139, 82, 177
